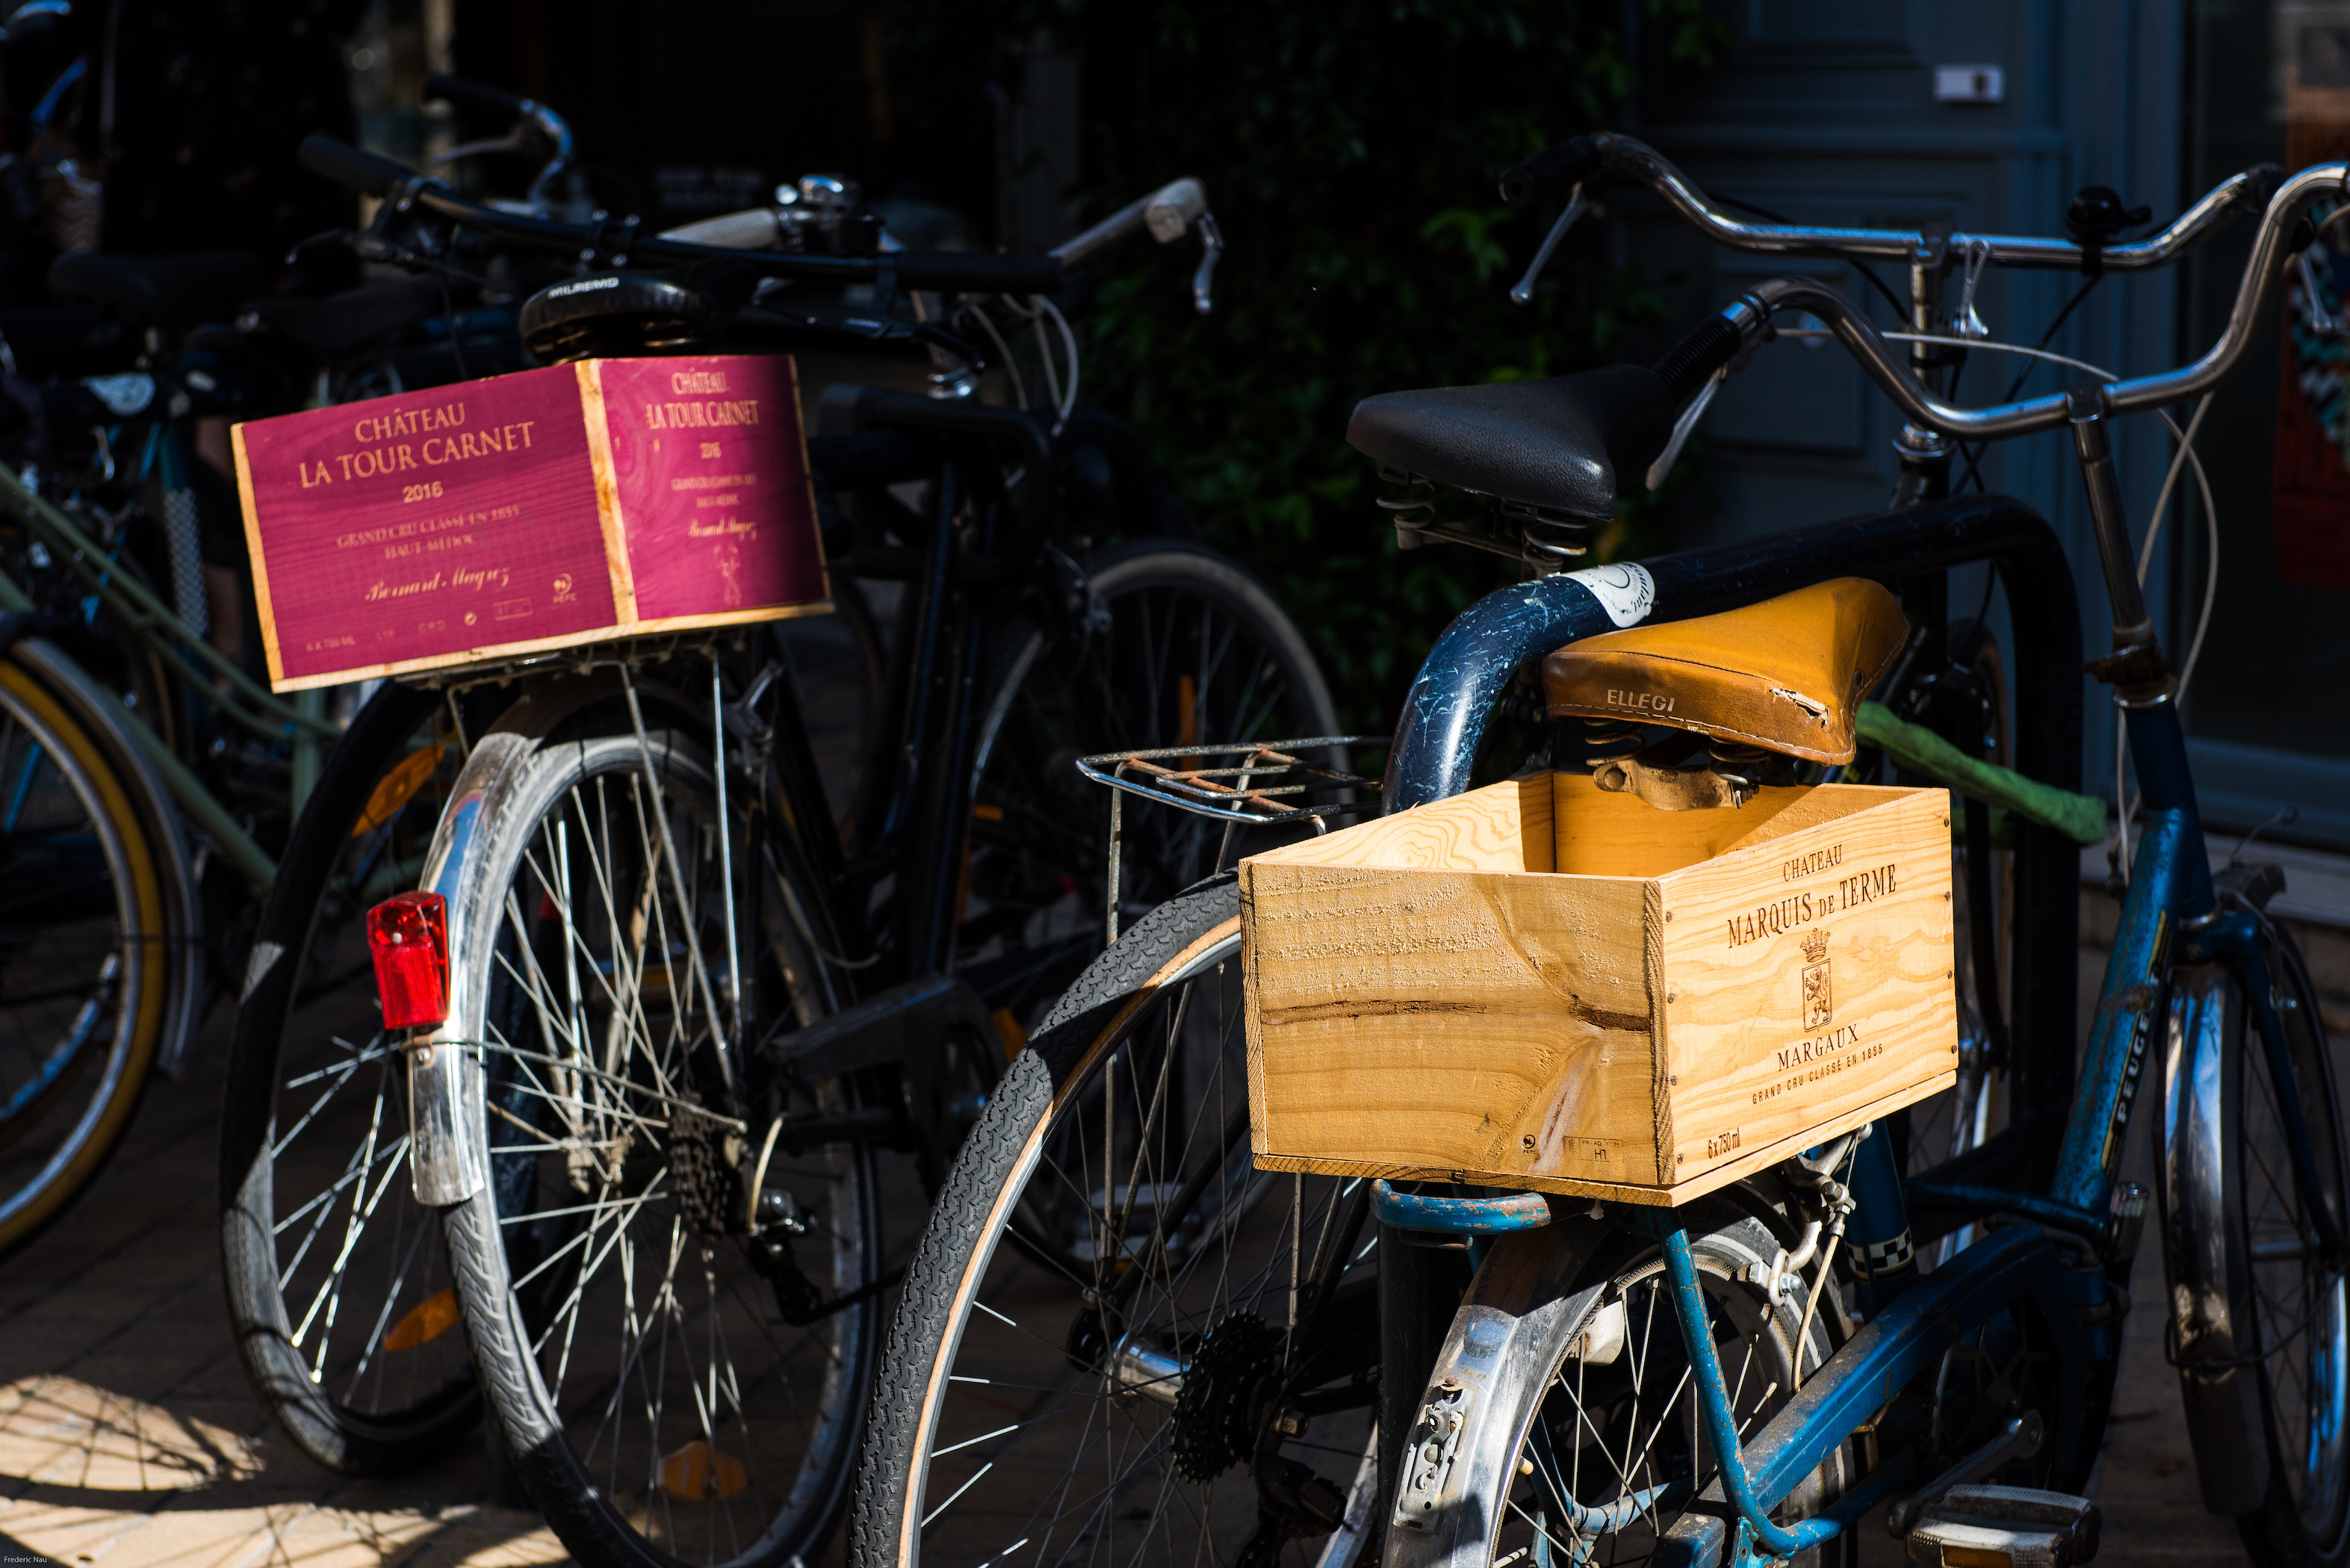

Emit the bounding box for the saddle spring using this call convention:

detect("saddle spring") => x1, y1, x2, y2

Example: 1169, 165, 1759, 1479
1707, 738, 1776, 804
1500, 499, 1595, 577
1582, 716, 1641, 769
1377, 466, 1436, 548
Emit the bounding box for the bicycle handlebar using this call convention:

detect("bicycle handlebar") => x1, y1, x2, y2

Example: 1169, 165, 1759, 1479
424, 72, 534, 120
1700, 161, 2350, 437
1504, 132, 2283, 274
301, 135, 416, 199
1051, 177, 1207, 267
1050, 176, 1224, 313
297, 135, 1067, 294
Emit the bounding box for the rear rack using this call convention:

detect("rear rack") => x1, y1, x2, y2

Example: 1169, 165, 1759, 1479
1074, 736, 1387, 943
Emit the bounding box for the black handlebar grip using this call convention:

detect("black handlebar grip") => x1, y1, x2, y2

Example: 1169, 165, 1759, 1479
1650, 314, 1743, 404
2243, 162, 2288, 210
424, 72, 533, 117
890, 251, 1065, 295
1499, 136, 1606, 207
299, 135, 418, 199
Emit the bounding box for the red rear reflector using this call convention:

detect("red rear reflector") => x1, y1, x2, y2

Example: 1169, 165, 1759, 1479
367, 891, 450, 1029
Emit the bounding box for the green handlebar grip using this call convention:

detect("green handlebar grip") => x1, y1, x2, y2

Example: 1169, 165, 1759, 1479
1855, 701, 2108, 846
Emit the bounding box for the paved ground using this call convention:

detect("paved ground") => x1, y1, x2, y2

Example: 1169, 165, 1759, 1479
0, 1004, 567, 1567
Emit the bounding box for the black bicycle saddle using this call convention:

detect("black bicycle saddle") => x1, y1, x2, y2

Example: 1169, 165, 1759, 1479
1346, 364, 1675, 520
519, 272, 713, 363
46, 250, 266, 328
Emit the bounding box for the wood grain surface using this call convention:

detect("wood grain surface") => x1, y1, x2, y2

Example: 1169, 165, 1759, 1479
1241, 774, 1957, 1204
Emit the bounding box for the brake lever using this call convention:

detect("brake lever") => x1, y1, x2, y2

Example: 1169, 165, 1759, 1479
434, 134, 535, 166
1510, 184, 1588, 306
2296, 247, 2341, 336
1645, 367, 1725, 491
282, 223, 440, 276
1189, 211, 1224, 314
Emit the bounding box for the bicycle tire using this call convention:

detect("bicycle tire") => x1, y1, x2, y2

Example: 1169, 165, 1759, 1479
961, 540, 1339, 1019
0, 648, 172, 1257
2227, 920, 2350, 1568
852, 875, 1375, 1568
10, 637, 202, 1077
217, 678, 483, 1477
435, 712, 880, 1568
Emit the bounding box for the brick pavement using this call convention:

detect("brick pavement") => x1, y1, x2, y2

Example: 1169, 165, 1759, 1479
0, 1010, 568, 1568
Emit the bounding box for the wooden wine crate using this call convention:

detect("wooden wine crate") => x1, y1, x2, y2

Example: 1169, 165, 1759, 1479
232, 354, 828, 692
1238, 774, 1956, 1207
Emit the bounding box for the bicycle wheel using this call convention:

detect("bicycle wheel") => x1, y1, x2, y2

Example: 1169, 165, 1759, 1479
1460, 1212, 1861, 1568
436, 713, 880, 1568
0, 649, 170, 1255
219, 679, 481, 1476
2230, 921, 2350, 1567
853, 876, 1378, 1568
961, 541, 1339, 1017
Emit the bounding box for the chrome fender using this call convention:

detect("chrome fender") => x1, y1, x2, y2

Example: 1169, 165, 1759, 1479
2158, 961, 2269, 1516
1382, 1221, 1608, 1568
403, 672, 658, 1206
403, 725, 535, 1205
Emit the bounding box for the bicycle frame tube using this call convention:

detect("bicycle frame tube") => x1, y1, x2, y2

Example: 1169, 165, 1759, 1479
2049, 785, 2189, 1215
1660, 1230, 1838, 1561
820, 390, 1057, 977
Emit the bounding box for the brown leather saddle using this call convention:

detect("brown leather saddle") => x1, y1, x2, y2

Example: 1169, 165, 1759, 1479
1543, 577, 1908, 803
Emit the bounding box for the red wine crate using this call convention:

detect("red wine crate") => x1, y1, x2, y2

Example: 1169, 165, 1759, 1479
232, 355, 828, 691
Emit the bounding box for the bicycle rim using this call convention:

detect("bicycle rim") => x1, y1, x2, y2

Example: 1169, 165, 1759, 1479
2239, 923, 2350, 1553
1480, 1218, 1853, 1568
441, 724, 877, 1567
0, 658, 166, 1256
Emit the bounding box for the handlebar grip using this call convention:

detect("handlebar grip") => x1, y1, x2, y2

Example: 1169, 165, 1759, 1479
1143, 178, 1207, 241
891, 251, 1064, 294
425, 72, 533, 118
1650, 314, 1743, 403
1499, 136, 1606, 207
299, 135, 418, 199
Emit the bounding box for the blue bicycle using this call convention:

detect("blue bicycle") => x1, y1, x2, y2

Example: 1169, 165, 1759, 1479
852, 140, 2345, 1568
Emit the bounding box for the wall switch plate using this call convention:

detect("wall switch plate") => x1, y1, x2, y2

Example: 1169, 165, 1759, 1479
1935, 64, 2006, 103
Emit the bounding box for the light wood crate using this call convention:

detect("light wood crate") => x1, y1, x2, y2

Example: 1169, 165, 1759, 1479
1238, 775, 1956, 1207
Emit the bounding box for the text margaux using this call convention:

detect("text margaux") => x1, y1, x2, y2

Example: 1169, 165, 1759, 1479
1776, 1022, 1861, 1072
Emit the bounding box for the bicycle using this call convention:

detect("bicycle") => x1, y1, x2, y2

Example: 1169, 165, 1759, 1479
217, 131, 1336, 1561
852, 136, 2343, 1568
0, 216, 539, 1259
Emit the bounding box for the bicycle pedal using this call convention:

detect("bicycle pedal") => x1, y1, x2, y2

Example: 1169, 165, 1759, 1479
1904, 1484, 2101, 1567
